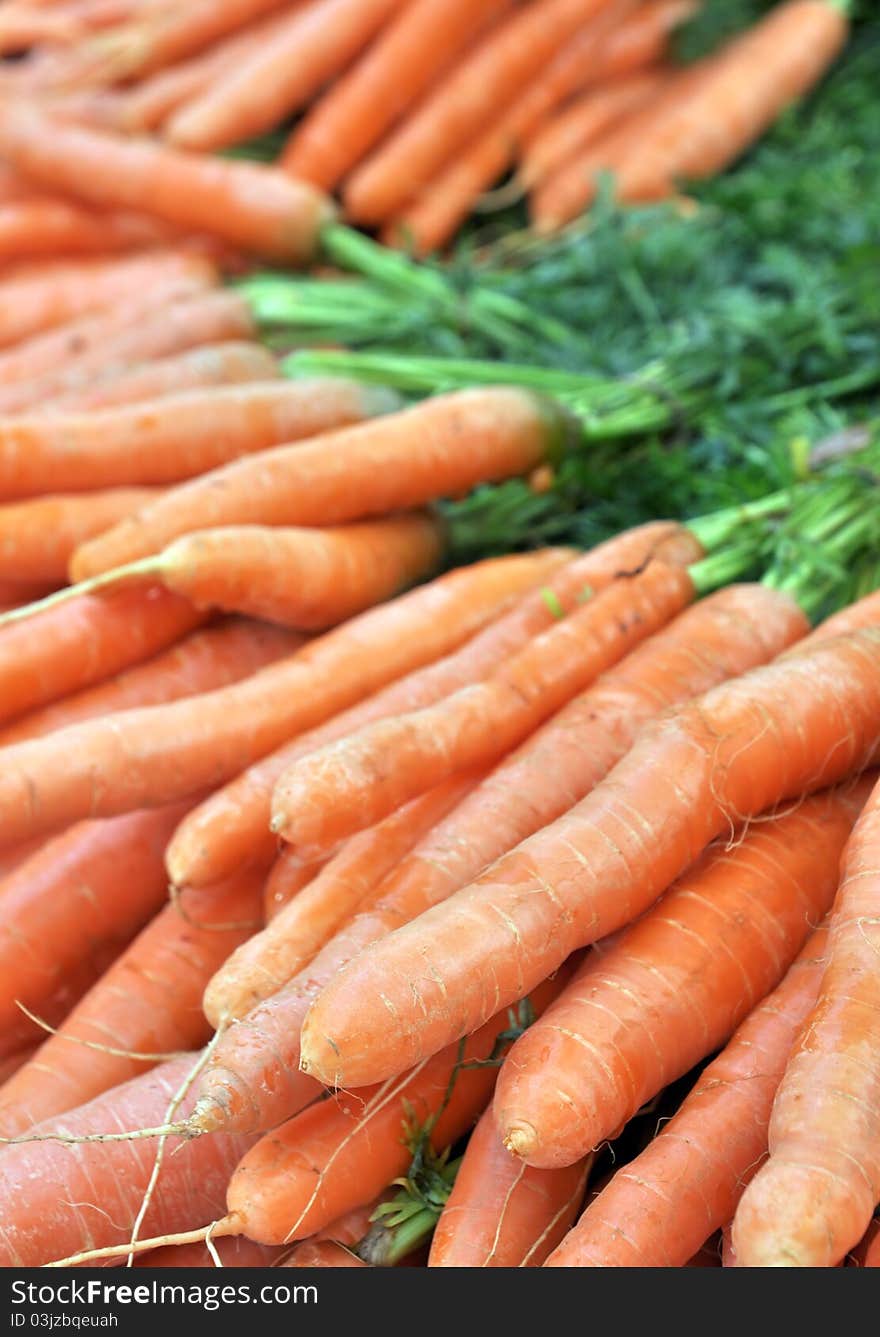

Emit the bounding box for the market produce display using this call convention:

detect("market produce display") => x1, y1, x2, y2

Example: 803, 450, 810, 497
0, 0, 878, 1276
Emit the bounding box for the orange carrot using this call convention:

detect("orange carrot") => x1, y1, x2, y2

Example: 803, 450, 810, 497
0, 100, 333, 262
166, 523, 692, 890
281, 1240, 367, 1267
495, 783, 870, 1169
0, 584, 202, 727
521, 70, 670, 190
0, 1054, 255, 1268
281, 0, 515, 190
0, 618, 301, 747
0, 197, 186, 262
135, 1237, 286, 1268
0, 864, 266, 1136
272, 560, 697, 859
63, 513, 446, 631
70, 387, 577, 578
0, 554, 559, 846
545, 925, 832, 1266
343, 0, 613, 225
793, 587, 880, 646
0, 248, 214, 349
203, 775, 480, 1028
298, 628, 880, 1090
733, 770, 880, 1267
534, 0, 849, 229
166, 0, 404, 152
0, 804, 192, 1060
0, 487, 156, 585
49, 341, 280, 412
0, 379, 396, 503
429, 1108, 589, 1266
0, 1044, 40, 1089
263, 853, 325, 921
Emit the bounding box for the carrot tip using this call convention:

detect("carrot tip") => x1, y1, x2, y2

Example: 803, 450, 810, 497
503, 1122, 538, 1160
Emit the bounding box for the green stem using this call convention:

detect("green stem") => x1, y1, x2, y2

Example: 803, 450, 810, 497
686, 488, 795, 552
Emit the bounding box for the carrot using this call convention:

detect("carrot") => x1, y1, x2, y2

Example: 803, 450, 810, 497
0, 1045, 40, 1089
0, 864, 265, 1136
429, 1108, 589, 1267
166, 0, 404, 152
0, 584, 202, 728
343, 0, 614, 225
520, 70, 671, 191
61, 513, 446, 631
0, 101, 333, 263
794, 587, 880, 646
495, 782, 870, 1169
545, 925, 832, 1266
271, 560, 698, 859
0, 248, 214, 350
0, 290, 260, 416
282, 1240, 367, 1267
534, 0, 850, 229
166, 522, 692, 890
135, 1237, 286, 1268
0, 804, 192, 1060
203, 775, 480, 1029
49, 341, 280, 412
263, 853, 325, 921
0, 618, 300, 747
0, 197, 187, 263
281, 0, 515, 190
70, 387, 577, 578
732, 770, 880, 1267
1, 379, 395, 504
0, 1054, 254, 1268
0, 553, 559, 847
0, 487, 156, 585
298, 628, 880, 1090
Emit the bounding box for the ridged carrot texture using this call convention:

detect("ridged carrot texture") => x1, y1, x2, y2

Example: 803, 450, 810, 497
0, 1055, 255, 1269
272, 559, 698, 860
733, 770, 880, 1267
0, 863, 266, 1137
71, 387, 577, 579
166, 522, 692, 890
0, 488, 156, 586
203, 775, 480, 1029
533, 0, 850, 230
63, 513, 446, 632
0, 584, 202, 728
0, 1045, 39, 1089
429, 1108, 589, 1267
50, 342, 280, 413
0, 618, 300, 747
166, 0, 405, 152
343, 0, 614, 225
281, 0, 515, 190
496, 780, 871, 1171
0, 804, 192, 1062
0, 379, 397, 504
298, 628, 880, 1090
0, 554, 558, 848
0, 248, 214, 350
0, 100, 333, 263
545, 925, 832, 1267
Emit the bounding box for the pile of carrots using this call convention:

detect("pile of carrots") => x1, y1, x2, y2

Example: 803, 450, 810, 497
0, 0, 853, 256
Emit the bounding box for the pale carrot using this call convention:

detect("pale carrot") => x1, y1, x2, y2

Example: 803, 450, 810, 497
203, 775, 480, 1028
0, 1054, 254, 1268
0, 487, 156, 585
733, 769, 880, 1267
429, 1108, 589, 1266
298, 628, 880, 1090
49, 341, 280, 412
343, 0, 614, 225
545, 925, 832, 1266
62, 513, 446, 630
0, 379, 396, 502
281, 0, 515, 190
0, 864, 266, 1136
0, 100, 333, 262
166, 0, 404, 152
495, 783, 870, 1169
0, 554, 559, 845
263, 854, 325, 921
0, 618, 301, 747
271, 560, 698, 859
70, 387, 577, 578
166, 523, 691, 890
